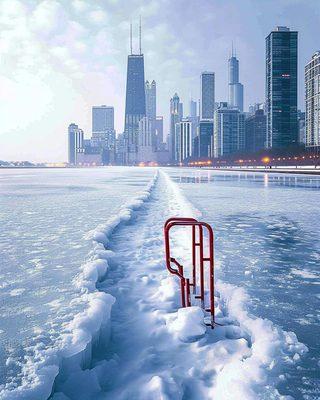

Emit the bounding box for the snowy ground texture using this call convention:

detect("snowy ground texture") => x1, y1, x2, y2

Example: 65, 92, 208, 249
0, 170, 308, 400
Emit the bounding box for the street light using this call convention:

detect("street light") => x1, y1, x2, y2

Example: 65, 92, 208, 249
262, 156, 271, 169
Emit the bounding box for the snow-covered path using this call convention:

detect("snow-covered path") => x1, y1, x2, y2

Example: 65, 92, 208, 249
50, 171, 307, 400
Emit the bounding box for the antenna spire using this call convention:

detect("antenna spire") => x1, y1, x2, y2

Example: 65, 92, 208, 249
232, 40, 234, 57
139, 16, 142, 55
130, 22, 133, 54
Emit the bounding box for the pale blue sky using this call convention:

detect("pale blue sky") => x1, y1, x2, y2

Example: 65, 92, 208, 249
0, 0, 319, 162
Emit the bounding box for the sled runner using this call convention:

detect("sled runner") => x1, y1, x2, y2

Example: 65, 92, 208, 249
164, 217, 216, 328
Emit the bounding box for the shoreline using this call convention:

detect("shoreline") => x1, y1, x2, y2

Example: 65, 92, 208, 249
1, 165, 320, 176
202, 167, 320, 175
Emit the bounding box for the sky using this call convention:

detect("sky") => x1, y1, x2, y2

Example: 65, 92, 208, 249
0, 0, 319, 162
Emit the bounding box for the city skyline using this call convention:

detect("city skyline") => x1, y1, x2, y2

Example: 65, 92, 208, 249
0, 0, 319, 162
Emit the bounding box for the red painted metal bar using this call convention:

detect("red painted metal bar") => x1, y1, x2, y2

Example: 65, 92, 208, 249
164, 218, 216, 328
191, 225, 196, 292
201, 222, 215, 327
186, 278, 191, 307
199, 225, 204, 307
164, 217, 197, 308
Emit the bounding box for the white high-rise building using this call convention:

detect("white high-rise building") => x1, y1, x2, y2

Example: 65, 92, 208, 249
145, 80, 156, 121
68, 123, 84, 164
175, 119, 193, 163
145, 80, 157, 147
155, 116, 164, 148
137, 116, 154, 162
169, 93, 182, 161
200, 72, 215, 120
305, 51, 320, 147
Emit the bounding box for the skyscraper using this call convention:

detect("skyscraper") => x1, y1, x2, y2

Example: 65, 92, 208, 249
266, 26, 298, 148
68, 123, 84, 165
92, 106, 114, 131
189, 99, 199, 145
190, 99, 197, 118
169, 93, 182, 161
245, 109, 267, 152
91, 106, 115, 149
145, 80, 156, 121
198, 121, 214, 158
228, 52, 244, 112
124, 21, 146, 164
200, 72, 215, 119
214, 102, 245, 157
137, 116, 154, 162
305, 51, 320, 147
298, 110, 306, 145
175, 119, 192, 163
178, 103, 184, 120
155, 116, 164, 149
145, 80, 156, 148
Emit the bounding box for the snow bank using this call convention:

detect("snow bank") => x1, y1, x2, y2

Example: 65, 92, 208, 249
204, 281, 308, 399
162, 171, 200, 219
165, 306, 207, 342
0, 171, 159, 400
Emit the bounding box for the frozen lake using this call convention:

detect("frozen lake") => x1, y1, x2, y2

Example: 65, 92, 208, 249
166, 168, 320, 400
0, 167, 154, 391
0, 167, 319, 399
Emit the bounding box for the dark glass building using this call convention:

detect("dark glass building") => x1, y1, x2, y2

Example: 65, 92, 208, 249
266, 26, 298, 149
245, 109, 267, 152
124, 54, 146, 163
198, 120, 214, 158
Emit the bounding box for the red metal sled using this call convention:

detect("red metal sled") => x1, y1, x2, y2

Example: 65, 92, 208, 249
164, 217, 216, 328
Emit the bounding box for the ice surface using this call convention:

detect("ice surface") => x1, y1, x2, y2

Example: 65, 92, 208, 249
166, 168, 320, 399
0, 167, 315, 399
0, 167, 155, 397
51, 170, 307, 400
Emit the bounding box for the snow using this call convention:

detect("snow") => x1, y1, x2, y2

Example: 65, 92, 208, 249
165, 306, 207, 342
0, 167, 314, 399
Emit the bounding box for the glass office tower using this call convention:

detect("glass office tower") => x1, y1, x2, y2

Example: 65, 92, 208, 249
266, 26, 298, 148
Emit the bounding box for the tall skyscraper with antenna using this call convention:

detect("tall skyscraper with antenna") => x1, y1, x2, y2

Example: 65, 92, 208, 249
228, 47, 244, 112
124, 18, 146, 164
